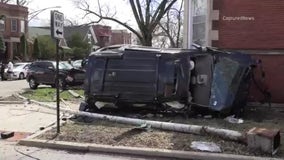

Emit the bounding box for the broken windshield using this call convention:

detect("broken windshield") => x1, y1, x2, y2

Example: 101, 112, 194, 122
210, 57, 240, 111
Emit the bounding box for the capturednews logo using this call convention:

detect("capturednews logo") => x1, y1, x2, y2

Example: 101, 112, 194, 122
222, 16, 255, 21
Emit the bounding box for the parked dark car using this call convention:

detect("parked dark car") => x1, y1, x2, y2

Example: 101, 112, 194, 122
26, 61, 85, 89
81, 46, 255, 115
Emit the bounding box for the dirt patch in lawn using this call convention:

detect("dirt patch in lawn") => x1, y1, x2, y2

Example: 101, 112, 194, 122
36, 105, 284, 158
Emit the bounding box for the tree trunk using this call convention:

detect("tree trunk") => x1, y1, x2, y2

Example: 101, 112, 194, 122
141, 32, 152, 46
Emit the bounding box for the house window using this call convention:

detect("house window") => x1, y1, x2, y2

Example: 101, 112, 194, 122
11, 19, 17, 32
0, 19, 5, 32
20, 20, 25, 33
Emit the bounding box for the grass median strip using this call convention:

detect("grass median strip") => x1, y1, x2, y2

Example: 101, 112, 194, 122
20, 88, 84, 102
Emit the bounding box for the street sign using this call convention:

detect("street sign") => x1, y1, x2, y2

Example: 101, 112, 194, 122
51, 10, 64, 39
51, 10, 65, 133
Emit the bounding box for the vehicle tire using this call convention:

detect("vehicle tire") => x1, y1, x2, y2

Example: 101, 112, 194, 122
19, 73, 24, 80
29, 77, 38, 89
58, 77, 67, 90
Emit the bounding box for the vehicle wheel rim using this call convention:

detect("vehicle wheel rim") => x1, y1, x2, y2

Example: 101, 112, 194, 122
58, 78, 65, 89
20, 73, 24, 79
59, 79, 62, 87
30, 79, 35, 87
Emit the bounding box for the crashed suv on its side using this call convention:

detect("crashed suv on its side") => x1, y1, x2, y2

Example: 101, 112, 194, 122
26, 61, 85, 89
81, 46, 255, 115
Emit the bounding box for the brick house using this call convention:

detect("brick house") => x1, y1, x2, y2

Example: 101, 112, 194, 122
111, 29, 131, 45
206, 0, 284, 103
0, 2, 28, 61
92, 25, 112, 48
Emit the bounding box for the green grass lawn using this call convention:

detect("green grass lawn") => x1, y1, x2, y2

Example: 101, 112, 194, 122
21, 88, 84, 102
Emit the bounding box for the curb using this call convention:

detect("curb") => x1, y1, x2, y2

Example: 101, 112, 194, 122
18, 139, 281, 160
19, 139, 88, 151
0, 101, 24, 104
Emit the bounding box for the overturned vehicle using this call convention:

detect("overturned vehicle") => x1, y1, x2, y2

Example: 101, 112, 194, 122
80, 46, 255, 115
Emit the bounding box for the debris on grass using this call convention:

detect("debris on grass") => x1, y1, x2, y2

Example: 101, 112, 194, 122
190, 141, 222, 153
224, 115, 244, 124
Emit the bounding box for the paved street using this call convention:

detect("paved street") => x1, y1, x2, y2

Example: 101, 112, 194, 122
0, 80, 164, 160
0, 80, 29, 98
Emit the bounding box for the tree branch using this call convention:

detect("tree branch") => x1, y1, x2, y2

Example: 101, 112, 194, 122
150, 0, 177, 31
145, 0, 151, 25
129, 0, 142, 25
75, 0, 178, 46
135, 0, 145, 24
175, 0, 183, 47
78, 0, 142, 40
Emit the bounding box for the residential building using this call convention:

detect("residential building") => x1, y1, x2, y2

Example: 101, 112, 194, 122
205, 0, 284, 103
0, 2, 28, 61
92, 25, 112, 48
111, 29, 131, 45
28, 25, 98, 51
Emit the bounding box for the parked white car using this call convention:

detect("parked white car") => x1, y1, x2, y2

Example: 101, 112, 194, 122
4, 62, 31, 80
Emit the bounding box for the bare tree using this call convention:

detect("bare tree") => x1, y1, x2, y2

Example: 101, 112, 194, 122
0, 0, 11, 3
75, 0, 177, 46
0, 0, 31, 5
16, 0, 30, 6
0, 0, 31, 6
192, 0, 206, 16
156, 0, 183, 48
64, 17, 80, 26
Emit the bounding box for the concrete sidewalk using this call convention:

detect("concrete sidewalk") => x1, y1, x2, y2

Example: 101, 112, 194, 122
0, 103, 56, 133
0, 102, 153, 160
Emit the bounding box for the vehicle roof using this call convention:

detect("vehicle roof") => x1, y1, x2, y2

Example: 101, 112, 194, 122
32, 60, 54, 63
15, 62, 31, 65
32, 61, 68, 63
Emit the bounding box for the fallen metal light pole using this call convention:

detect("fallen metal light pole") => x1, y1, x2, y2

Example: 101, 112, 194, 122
16, 94, 280, 155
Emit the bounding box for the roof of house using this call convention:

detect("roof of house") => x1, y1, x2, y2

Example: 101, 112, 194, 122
29, 26, 91, 39
64, 25, 91, 40
111, 29, 129, 34
28, 27, 50, 39
92, 25, 112, 37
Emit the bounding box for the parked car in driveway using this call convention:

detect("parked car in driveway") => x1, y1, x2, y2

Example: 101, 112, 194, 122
26, 61, 85, 89
72, 60, 83, 69
72, 59, 88, 70
2, 62, 30, 80
10, 62, 30, 79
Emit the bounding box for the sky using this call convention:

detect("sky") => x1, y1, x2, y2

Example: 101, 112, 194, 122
28, 0, 136, 29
